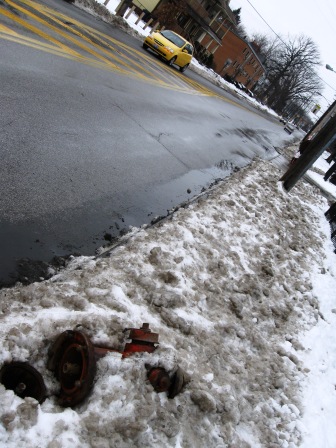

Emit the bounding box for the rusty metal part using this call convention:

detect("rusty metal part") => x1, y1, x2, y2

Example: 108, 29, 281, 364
168, 366, 186, 399
93, 323, 159, 359
47, 330, 97, 407
92, 346, 120, 360
122, 323, 159, 358
48, 324, 159, 406
147, 367, 171, 393
0, 361, 47, 403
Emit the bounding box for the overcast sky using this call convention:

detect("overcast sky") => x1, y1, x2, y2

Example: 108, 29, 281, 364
230, 0, 336, 112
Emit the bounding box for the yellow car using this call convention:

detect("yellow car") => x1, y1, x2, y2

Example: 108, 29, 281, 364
143, 30, 193, 73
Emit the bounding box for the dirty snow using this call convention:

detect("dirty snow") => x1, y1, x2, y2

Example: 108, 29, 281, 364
1, 157, 336, 447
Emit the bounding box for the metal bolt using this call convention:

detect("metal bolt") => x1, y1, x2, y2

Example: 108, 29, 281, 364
15, 382, 26, 394
75, 345, 85, 353
62, 362, 80, 375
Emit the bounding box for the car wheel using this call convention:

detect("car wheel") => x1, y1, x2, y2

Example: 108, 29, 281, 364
168, 56, 177, 67
143, 43, 148, 50
180, 63, 189, 73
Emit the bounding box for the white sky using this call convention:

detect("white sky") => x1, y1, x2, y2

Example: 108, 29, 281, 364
230, 0, 336, 112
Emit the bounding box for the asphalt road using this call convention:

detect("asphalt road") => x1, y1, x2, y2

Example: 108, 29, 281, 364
0, 0, 294, 286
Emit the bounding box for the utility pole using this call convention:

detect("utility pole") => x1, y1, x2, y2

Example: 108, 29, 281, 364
280, 110, 336, 191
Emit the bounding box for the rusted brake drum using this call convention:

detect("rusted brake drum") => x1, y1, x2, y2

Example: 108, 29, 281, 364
47, 330, 97, 407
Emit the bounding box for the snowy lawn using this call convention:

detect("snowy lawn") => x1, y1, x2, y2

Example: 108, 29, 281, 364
1, 159, 335, 447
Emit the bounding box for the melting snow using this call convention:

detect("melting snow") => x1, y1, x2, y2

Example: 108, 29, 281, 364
1, 159, 336, 447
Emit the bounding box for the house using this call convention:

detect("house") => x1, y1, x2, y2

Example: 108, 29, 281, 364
201, 29, 266, 90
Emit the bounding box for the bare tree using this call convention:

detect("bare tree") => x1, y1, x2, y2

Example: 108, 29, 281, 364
250, 33, 279, 63
252, 34, 323, 114
154, 0, 188, 30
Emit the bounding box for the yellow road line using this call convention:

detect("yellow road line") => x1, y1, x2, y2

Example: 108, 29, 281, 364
0, 32, 85, 59
0, 23, 18, 35
3, 0, 124, 72
0, 23, 80, 56
15, 0, 164, 82
0, 6, 81, 56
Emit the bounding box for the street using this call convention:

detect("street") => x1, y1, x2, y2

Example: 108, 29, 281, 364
0, 0, 294, 285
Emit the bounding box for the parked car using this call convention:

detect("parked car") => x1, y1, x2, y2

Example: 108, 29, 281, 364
224, 74, 234, 84
143, 30, 193, 72
284, 123, 295, 134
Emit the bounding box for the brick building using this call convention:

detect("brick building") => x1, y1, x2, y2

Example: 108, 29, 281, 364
201, 28, 265, 90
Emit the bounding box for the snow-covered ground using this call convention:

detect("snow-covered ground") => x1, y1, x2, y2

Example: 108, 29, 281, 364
0, 154, 335, 447
1, 1, 336, 447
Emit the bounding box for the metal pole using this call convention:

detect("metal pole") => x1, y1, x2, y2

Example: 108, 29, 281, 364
301, 100, 336, 148
280, 112, 336, 190
324, 162, 336, 181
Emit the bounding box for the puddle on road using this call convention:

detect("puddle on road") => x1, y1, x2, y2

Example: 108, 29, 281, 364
0, 161, 239, 288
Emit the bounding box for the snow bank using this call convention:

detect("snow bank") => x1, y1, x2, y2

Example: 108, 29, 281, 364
1, 159, 335, 447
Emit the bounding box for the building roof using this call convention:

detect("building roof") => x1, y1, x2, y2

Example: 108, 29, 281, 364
214, 0, 237, 26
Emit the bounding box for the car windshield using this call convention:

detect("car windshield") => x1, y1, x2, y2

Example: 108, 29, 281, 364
160, 30, 185, 48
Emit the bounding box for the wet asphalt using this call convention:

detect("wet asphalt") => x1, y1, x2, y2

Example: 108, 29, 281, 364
0, 0, 294, 287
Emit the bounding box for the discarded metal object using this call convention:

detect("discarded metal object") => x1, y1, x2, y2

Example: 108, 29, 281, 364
147, 367, 171, 393
122, 323, 159, 358
146, 365, 187, 398
0, 361, 47, 403
168, 366, 186, 399
47, 330, 97, 407
48, 323, 159, 407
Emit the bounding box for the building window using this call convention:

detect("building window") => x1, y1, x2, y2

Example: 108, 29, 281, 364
177, 13, 189, 27
187, 24, 199, 36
